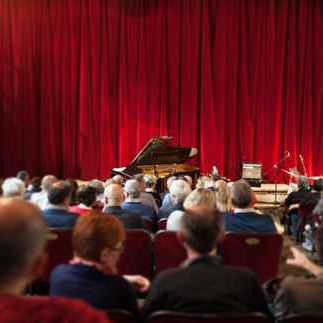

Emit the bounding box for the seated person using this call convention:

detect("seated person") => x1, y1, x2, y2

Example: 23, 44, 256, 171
158, 179, 191, 219
31, 175, 58, 210
121, 179, 156, 222
167, 188, 217, 231
274, 225, 323, 317
50, 213, 149, 314
24, 176, 42, 200
1, 177, 25, 198
215, 180, 231, 212
0, 199, 110, 323
161, 176, 177, 209
142, 209, 271, 318
144, 175, 161, 207
103, 184, 144, 229
43, 181, 78, 229
223, 180, 276, 233
69, 185, 97, 216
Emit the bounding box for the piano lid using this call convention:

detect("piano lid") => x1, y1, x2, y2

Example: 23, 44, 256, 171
130, 136, 198, 166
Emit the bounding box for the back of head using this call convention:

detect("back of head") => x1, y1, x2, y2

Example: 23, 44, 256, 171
30, 177, 42, 189
16, 170, 29, 184
216, 183, 231, 212
230, 180, 252, 209
104, 184, 124, 206
313, 179, 323, 193
112, 175, 124, 185
166, 176, 176, 190
183, 188, 216, 211
180, 209, 222, 254
41, 175, 58, 192
77, 185, 97, 207
124, 179, 141, 199
196, 176, 210, 189
88, 179, 104, 195
47, 181, 71, 206
0, 199, 47, 286
144, 175, 157, 188
298, 176, 310, 191
2, 177, 25, 197
169, 179, 191, 204
73, 212, 125, 262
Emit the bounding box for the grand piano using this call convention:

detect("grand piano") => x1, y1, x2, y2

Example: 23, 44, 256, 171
111, 136, 199, 191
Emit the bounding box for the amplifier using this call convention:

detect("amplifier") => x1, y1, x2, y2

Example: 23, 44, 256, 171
242, 163, 262, 187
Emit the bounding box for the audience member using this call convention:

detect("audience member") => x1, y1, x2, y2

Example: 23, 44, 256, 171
184, 175, 193, 188
112, 175, 124, 186
1, 177, 25, 198
142, 209, 271, 317
274, 229, 323, 317
0, 199, 110, 323
16, 170, 30, 187
69, 185, 97, 216
122, 179, 156, 222
24, 176, 42, 200
158, 179, 191, 219
50, 213, 148, 314
144, 174, 161, 206
31, 175, 57, 210
215, 180, 231, 212
133, 174, 158, 213
66, 178, 79, 206
88, 179, 105, 208
43, 181, 78, 229
223, 180, 276, 233
161, 176, 177, 209
167, 188, 217, 231
103, 184, 144, 229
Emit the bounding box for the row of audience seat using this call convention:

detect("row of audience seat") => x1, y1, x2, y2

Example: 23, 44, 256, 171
38, 229, 283, 284
108, 309, 323, 323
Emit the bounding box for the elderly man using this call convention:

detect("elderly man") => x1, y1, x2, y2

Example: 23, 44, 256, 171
142, 209, 271, 317
158, 179, 191, 219
121, 179, 156, 222
30, 175, 57, 210
103, 184, 145, 229
1, 177, 25, 198
223, 180, 276, 233
0, 199, 110, 323
43, 181, 78, 229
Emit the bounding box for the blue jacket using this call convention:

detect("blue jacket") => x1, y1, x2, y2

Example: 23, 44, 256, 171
43, 208, 78, 229
121, 201, 156, 222
223, 212, 277, 233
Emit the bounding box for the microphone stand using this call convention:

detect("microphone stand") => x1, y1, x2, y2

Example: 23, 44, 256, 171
299, 155, 308, 177
263, 152, 290, 204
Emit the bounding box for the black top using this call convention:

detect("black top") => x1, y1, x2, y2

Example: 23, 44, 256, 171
50, 264, 138, 315
103, 206, 145, 229
142, 256, 271, 318
284, 189, 311, 208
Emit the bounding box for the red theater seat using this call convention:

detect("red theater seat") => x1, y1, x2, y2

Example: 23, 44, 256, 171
276, 314, 323, 323
157, 218, 167, 231
118, 229, 152, 278
221, 232, 283, 284
154, 231, 186, 275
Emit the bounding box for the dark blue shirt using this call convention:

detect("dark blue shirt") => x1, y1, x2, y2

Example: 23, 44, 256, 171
43, 208, 78, 229
223, 212, 277, 233
121, 201, 156, 222
50, 264, 138, 315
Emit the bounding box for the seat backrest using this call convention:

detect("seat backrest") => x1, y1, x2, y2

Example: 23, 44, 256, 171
276, 314, 323, 323
221, 232, 283, 284
37, 229, 73, 282
146, 311, 270, 323
107, 309, 138, 323
154, 231, 186, 275
118, 229, 152, 277
157, 218, 167, 231
143, 218, 155, 232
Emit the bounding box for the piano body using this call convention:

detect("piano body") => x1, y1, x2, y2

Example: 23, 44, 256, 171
111, 137, 199, 191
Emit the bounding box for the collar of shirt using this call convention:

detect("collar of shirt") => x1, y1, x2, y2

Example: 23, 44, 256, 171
125, 198, 142, 203
234, 208, 255, 214
46, 204, 67, 211
78, 203, 92, 210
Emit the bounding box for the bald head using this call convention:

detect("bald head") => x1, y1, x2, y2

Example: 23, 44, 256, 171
0, 199, 47, 286
105, 184, 125, 206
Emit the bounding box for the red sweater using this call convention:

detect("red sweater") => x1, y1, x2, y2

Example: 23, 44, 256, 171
0, 295, 111, 323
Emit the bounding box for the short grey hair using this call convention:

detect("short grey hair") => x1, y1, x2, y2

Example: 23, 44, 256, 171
41, 175, 57, 192
88, 179, 104, 195
124, 179, 141, 199
2, 178, 25, 197
170, 179, 191, 204
183, 188, 216, 210
144, 175, 157, 188
230, 180, 252, 209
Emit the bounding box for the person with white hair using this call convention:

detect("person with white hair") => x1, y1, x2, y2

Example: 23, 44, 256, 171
1, 177, 25, 198
161, 176, 177, 209
167, 188, 217, 231
30, 175, 57, 210
121, 179, 156, 222
158, 179, 191, 220
144, 174, 161, 206
103, 184, 145, 229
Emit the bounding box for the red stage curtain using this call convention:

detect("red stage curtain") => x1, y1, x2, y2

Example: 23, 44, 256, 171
1, 0, 323, 180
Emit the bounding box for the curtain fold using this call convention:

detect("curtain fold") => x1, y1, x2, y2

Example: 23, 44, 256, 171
0, 0, 323, 180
